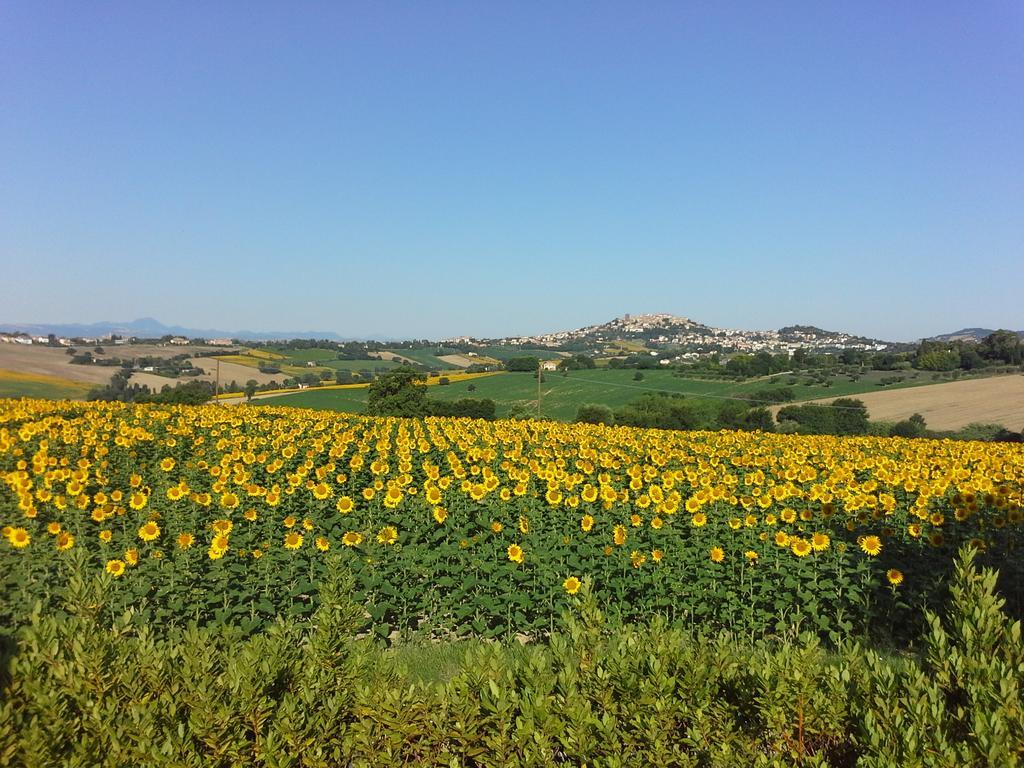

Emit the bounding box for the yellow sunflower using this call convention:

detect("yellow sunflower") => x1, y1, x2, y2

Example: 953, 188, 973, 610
791, 538, 812, 557
138, 521, 160, 542
8, 527, 30, 548
342, 531, 363, 547
859, 535, 882, 557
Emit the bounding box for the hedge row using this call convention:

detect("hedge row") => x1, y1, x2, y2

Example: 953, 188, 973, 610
2, 549, 1021, 767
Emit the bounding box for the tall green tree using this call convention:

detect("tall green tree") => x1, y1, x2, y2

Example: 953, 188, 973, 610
365, 366, 427, 417
979, 330, 1023, 365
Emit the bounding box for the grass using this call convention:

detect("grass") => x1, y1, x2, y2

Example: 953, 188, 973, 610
387, 640, 491, 684
266, 347, 341, 363
604, 339, 648, 353
258, 368, 979, 421
477, 346, 564, 361
257, 387, 370, 411
384, 348, 464, 369
243, 349, 286, 360
320, 358, 402, 372
211, 355, 264, 369
0, 369, 93, 400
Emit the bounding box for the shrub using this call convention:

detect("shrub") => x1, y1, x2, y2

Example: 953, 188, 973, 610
574, 403, 614, 426
1, 549, 1021, 765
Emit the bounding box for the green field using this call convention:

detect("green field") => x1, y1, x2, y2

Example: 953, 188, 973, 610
254, 345, 564, 372
258, 368, 949, 420
0, 380, 92, 400
265, 347, 339, 363
0, 371, 93, 400
321, 358, 402, 372
478, 346, 564, 361
255, 386, 370, 411
243, 348, 402, 377
384, 348, 464, 369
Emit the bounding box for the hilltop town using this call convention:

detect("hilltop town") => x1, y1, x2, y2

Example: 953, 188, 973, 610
453, 313, 894, 355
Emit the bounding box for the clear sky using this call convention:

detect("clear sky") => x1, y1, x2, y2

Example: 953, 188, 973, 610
1, 2, 1021, 341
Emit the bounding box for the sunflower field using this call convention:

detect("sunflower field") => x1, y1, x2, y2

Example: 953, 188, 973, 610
2, 397, 1022, 642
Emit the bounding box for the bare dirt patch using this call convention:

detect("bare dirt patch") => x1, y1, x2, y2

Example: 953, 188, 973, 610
189, 358, 286, 386
0, 345, 115, 386
128, 372, 184, 391
437, 354, 475, 368
372, 351, 416, 365
129, 359, 285, 392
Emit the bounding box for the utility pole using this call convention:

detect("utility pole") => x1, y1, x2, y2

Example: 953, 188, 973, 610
537, 358, 542, 419
215, 358, 220, 403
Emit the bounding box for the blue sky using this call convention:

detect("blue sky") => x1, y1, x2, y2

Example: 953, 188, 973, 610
1, 2, 1021, 341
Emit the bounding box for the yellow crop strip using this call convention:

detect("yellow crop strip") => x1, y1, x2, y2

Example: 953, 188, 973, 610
212, 355, 264, 368
0, 368, 91, 387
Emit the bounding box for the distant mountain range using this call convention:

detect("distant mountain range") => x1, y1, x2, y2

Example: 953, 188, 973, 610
2, 315, 1019, 348
929, 328, 1024, 343
0, 318, 384, 342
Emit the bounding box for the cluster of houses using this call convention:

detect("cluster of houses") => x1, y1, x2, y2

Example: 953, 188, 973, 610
0, 333, 234, 348
446, 313, 891, 357
0, 333, 118, 346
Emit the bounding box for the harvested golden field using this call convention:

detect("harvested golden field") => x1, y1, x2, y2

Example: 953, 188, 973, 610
0, 344, 116, 386
807, 375, 1024, 431
0, 343, 250, 392
126, 371, 186, 391
372, 350, 417, 365
189, 357, 285, 386
99, 343, 241, 358
437, 353, 475, 368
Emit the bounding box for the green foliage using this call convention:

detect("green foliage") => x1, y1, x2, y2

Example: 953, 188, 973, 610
831, 398, 870, 435
916, 349, 962, 371
556, 354, 596, 371
749, 386, 796, 404
846, 548, 1024, 766
614, 393, 702, 430
574, 403, 615, 426
725, 351, 791, 378
263, 367, 1004, 427
3, 549, 1022, 766
778, 398, 869, 436
891, 413, 927, 439
428, 398, 497, 419
979, 330, 1023, 365
365, 366, 427, 417
504, 356, 540, 372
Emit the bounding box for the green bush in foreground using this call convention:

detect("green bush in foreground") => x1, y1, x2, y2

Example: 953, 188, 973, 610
1, 548, 1021, 767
